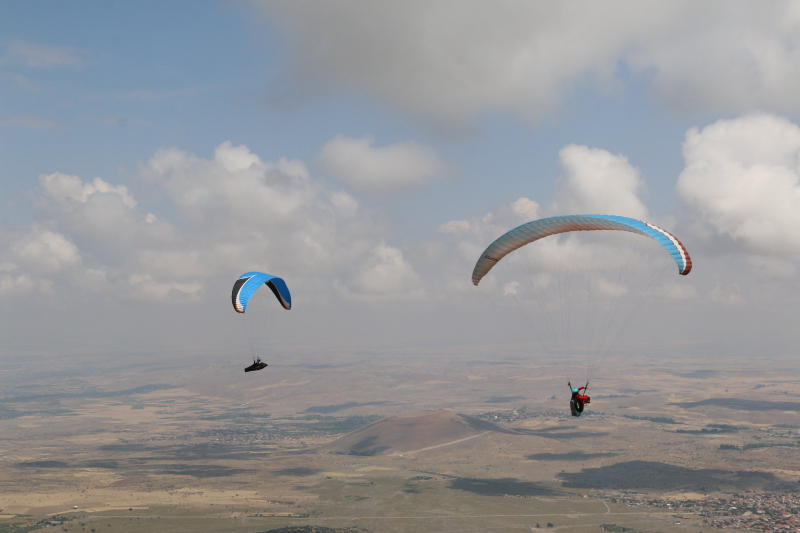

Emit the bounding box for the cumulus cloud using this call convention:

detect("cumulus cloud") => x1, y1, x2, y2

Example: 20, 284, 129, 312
9, 228, 82, 274
40, 173, 137, 208
329, 190, 359, 218
626, 3, 800, 115
437, 143, 649, 258
142, 142, 357, 279
318, 135, 447, 192
437, 197, 541, 246
29, 171, 195, 301
36, 172, 167, 270
0, 267, 36, 297
676, 114, 800, 254
144, 141, 423, 300
436, 219, 472, 237
5, 141, 422, 306
550, 145, 648, 219
434, 197, 560, 296
252, 1, 800, 128
0, 227, 83, 297
338, 243, 423, 301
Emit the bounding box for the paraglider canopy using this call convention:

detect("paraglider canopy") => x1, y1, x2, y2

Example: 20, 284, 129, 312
231, 272, 291, 313
472, 214, 691, 286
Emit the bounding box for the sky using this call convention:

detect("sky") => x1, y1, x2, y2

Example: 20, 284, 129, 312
2, 1, 800, 363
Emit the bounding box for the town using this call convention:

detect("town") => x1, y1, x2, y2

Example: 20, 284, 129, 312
613, 492, 800, 532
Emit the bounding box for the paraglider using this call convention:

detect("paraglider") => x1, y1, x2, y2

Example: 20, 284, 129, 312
231, 272, 291, 373
244, 357, 268, 373
569, 382, 590, 416
472, 215, 692, 416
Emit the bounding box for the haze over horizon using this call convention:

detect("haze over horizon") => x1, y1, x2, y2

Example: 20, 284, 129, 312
3, 1, 800, 361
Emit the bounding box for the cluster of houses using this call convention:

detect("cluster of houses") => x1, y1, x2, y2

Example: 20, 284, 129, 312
612, 492, 800, 531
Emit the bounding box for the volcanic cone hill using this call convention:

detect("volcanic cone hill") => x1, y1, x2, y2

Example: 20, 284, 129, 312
317, 409, 515, 456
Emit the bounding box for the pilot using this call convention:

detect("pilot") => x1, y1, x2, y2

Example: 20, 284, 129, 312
569, 384, 590, 416
245, 357, 268, 373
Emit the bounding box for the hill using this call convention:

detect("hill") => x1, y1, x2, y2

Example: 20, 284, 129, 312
264, 526, 369, 533
316, 409, 514, 456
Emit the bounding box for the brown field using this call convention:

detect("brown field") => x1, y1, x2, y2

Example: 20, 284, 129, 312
1, 347, 800, 532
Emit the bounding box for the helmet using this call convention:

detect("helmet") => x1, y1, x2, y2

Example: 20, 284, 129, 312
572, 388, 579, 394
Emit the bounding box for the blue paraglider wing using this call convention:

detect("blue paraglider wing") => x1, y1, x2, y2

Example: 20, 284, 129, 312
231, 272, 291, 313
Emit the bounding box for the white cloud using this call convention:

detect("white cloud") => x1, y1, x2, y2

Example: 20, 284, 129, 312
6, 141, 423, 306
40, 173, 137, 208
437, 145, 649, 264
328, 190, 359, 218
318, 135, 446, 192
214, 140, 262, 173
36, 172, 167, 269
29, 172, 191, 301
339, 243, 423, 301
436, 197, 541, 253
676, 114, 800, 254
0, 269, 36, 297
510, 197, 541, 221
253, 1, 800, 128
626, 3, 800, 116
550, 145, 648, 219
437, 219, 472, 236
146, 143, 315, 222
9, 228, 82, 274
0, 228, 84, 298
141, 142, 359, 282
0, 40, 87, 67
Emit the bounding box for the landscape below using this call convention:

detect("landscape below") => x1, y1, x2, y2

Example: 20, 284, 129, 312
1, 349, 799, 533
